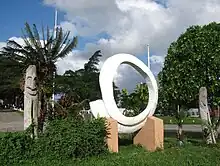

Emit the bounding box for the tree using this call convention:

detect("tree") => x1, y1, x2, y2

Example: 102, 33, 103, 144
55, 51, 102, 108
120, 83, 148, 116
55, 50, 121, 112
159, 22, 220, 109
0, 57, 23, 105
0, 22, 77, 131
159, 22, 220, 144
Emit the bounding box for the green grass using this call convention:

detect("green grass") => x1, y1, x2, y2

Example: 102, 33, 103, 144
157, 116, 201, 124
13, 138, 220, 166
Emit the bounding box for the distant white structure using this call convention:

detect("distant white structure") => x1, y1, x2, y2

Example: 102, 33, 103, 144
187, 108, 199, 118
0, 99, 3, 106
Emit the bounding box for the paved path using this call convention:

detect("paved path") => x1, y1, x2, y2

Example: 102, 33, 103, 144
165, 124, 220, 132
0, 111, 23, 132
0, 111, 218, 133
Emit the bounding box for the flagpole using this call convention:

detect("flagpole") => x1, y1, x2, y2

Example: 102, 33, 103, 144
147, 44, 150, 69
52, 9, 58, 109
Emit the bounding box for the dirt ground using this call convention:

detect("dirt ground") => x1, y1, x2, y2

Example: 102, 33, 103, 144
0, 110, 23, 132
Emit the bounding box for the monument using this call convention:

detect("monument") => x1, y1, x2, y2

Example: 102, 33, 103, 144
89, 53, 163, 152
24, 65, 39, 137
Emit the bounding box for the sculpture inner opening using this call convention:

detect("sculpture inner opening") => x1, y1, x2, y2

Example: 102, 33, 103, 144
113, 63, 149, 117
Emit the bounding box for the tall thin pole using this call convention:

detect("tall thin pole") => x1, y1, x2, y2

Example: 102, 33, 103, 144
147, 44, 150, 69
54, 9, 58, 37
52, 9, 58, 109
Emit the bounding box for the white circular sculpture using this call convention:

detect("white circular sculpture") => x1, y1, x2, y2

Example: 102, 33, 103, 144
89, 53, 158, 133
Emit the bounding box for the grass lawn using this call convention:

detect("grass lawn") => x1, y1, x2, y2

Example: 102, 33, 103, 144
157, 116, 201, 124
15, 138, 220, 166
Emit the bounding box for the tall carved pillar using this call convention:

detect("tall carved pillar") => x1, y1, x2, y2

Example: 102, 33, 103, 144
24, 65, 39, 138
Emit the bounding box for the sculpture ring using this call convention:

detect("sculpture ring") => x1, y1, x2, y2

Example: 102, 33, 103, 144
99, 53, 158, 126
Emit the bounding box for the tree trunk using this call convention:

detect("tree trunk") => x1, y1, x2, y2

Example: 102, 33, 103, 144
207, 111, 216, 144
177, 123, 184, 146
176, 105, 184, 146
38, 90, 47, 133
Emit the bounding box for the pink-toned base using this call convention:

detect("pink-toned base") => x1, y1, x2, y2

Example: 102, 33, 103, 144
133, 116, 164, 151
106, 118, 118, 153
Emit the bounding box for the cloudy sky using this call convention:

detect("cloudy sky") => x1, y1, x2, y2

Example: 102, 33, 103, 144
1, 0, 220, 91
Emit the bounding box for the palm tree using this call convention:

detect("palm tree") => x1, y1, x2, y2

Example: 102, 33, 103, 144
0, 22, 77, 131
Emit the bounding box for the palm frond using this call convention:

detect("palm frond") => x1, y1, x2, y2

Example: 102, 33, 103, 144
50, 27, 64, 60
46, 26, 52, 54
54, 36, 77, 60
24, 23, 39, 48
42, 25, 46, 48
2, 47, 29, 57
32, 24, 43, 57
55, 30, 70, 54
7, 40, 23, 49
21, 30, 37, 55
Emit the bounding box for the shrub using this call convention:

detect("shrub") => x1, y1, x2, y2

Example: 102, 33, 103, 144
32, 117, 108, 159
0, 117, 108, 165
0, 132, 33, 165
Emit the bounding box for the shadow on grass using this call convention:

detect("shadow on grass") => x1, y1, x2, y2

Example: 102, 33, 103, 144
119, 137, 133, 146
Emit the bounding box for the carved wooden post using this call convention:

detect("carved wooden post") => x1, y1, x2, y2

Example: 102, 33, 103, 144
199, 87, 216, 144
24, 65, 39, 138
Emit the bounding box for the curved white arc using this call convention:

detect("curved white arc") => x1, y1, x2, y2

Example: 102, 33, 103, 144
147, 76, 158, 117
99, 53, 158, 126
118, 119, 147, 133
89, 99, 147, 133
89, 100, 110, 118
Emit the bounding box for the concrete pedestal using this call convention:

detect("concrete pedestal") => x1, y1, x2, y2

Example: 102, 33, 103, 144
106, 118, 118, 153
133, 116, 164, 151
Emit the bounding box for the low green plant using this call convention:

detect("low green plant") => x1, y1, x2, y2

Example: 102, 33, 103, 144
0, 117, 108, 165
11, 138, 220, 166
0, 132, 33, 165
33, 117, 108, 159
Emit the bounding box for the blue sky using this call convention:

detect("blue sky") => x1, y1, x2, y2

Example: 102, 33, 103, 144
1, 0, 219, 91
0, 0, 57, 41
0, 0, 150, 64
0, 0, 110, 48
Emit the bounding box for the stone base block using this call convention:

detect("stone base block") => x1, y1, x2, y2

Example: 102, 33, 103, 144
133, 116, 164, 151
106, 118, 118, 153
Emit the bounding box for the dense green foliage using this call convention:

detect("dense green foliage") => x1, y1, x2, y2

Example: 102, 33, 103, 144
120, 83, 148, 116
55, 50, 102, 108
0, 118, 107, 165
0, 23, 77, 97
0, 23, 78, 131
0, 132, 33, 165
8, 138, 220, 166
34, 117, 108, 159
159, 22, 220, 111
0, 57, 23, 104
55, 50, 120, 110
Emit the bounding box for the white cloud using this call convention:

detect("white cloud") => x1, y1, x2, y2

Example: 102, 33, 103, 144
56, 50, 88, 74
59, 21, 78, 37
43, 0, 220, 90
0, 42, 6, 51
2, 0, 220, 91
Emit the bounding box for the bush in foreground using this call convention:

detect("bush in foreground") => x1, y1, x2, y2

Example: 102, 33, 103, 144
0, 118, 107, 165
9, 138, 220, 166
0, 132, 33, 165
33, 117, 108, 159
